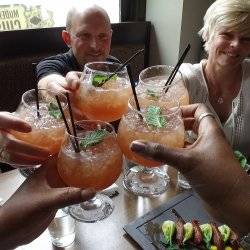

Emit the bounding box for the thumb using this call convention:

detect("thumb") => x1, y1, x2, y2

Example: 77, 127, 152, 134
49, 187, 96, 209
130, 140, 188, 171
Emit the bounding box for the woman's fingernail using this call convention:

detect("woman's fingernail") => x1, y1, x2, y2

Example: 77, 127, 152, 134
130, 141, 146, 152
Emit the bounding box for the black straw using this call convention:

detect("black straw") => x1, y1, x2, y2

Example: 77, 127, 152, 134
65, 93, 80, 153
102, 49, 144, 84
126, 65, 142, 117
55, 95, 78, 153
165, 44, 191, 91
32, 63, 40, 118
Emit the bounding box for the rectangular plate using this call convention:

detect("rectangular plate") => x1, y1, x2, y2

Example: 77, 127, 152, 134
124, 191, 217, 250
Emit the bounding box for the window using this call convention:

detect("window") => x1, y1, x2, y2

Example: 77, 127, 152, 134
0, 0, 120, 31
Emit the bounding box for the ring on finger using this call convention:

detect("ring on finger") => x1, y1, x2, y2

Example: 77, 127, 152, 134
197, 112, 215, 124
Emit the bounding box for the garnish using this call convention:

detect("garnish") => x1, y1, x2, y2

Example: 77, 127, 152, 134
162, 220, 176, 246
145, 105, 167, 128
92, 73, 117, 87
146, 89, 160, 99
48, 103, 62, 119
234, 150, 250, 172
218, 225, 230, 243
200, 224, 212, 249
79, 129, 109, 150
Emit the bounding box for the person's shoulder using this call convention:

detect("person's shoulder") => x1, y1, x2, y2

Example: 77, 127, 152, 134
39, 50, 71, 64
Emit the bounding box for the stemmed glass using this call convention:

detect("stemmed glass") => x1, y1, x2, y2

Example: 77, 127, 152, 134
137, 65, 189, 105
117, 92, 185, 197
12, 89, 67, 177
75, 61, 131, 122
57, 120, 123, 222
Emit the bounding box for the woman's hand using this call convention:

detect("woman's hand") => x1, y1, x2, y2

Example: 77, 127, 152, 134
0, 112, 50, 166
0, 157, 95, 249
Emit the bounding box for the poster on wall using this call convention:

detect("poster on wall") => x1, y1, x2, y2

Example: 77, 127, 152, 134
0, 4, 54, 31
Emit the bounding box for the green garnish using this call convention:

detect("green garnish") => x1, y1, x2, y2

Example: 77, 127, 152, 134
183, 222, 193, 244
200, 224, 212, 249
145, 105, 167, 128
48, 103, 62, 119
92, 73, 117, 87
146, 89, 160, 99
162, 220, 176, 246
218, 225, 230, 243
79, 129, 109, 150
234, 150, 250, 172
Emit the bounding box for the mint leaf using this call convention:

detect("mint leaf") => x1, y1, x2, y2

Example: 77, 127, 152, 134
234, 150, 250, 172
145, 105, 166, 128
48, 103, 62, 119
146, 89, 160, 99
79, 129, 109, 150
92, 74, 117, 87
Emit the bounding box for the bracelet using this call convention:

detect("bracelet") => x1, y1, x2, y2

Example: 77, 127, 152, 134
197, 112, 215, 124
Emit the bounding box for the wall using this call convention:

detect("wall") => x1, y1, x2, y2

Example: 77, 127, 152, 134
146, 0, 214, 66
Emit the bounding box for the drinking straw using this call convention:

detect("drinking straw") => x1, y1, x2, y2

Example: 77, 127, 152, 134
165, 44, 191, 91
32, 63, 40, 118
65, 93, 80, 152
126, 65, 143, 120
101, 48, 145, 84
55, 95, 78, 153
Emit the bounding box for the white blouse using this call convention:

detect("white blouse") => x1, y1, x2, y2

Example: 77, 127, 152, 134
180, 59, 250, 158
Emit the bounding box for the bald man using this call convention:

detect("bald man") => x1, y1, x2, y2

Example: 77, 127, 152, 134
37, 5, 119, 94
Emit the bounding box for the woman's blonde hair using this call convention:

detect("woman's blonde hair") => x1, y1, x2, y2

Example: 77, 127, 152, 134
199, 0, 250, 53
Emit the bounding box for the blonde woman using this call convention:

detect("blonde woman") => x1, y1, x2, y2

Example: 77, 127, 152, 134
180, 0, 250, 157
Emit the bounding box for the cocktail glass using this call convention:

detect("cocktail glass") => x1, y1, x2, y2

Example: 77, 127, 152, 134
75, 61, 132, 122
137, 65, 189, 105
12, 89, 67, 177
57, 120, 123, 222
117, 92, 185, 197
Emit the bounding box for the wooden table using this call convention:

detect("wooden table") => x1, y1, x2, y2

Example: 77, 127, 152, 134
0, 167, 183, 250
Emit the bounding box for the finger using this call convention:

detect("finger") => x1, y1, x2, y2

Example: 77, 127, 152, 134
47, 81, 70, 94
49, 187, 96, 209
0, 113, 31, 132
65, 71, 81, 91
6, 135, 50, 158
5, 152, 47, 166
183, 117, 195, 131
180, 104, 200, 118
130, 140, 189, 171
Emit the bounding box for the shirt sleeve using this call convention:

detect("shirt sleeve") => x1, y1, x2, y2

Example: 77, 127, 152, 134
36, 57, 67, 80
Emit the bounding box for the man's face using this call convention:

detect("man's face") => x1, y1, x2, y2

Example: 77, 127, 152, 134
68, 10, 112, 65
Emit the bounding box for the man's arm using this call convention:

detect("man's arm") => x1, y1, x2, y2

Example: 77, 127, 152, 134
130, 104, 250, 235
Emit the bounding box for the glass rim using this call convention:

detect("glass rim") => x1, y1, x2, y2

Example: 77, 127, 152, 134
84, 61, 127, 75
139, 64, 182, 86
21, 88, 68, 111
65, 119, 115, 140
128, 91, 181, 118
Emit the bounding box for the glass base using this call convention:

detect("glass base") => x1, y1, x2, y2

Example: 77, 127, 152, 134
69, 194, 114, 222
123, 165, 170, 197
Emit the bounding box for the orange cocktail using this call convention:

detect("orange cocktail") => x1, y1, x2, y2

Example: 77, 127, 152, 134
137, 65, 189, 106
76, 62, 132, 122
57, 120, 123, 222
57, 120, 123, 190
12, 89, 67, 155
117, 94, 185, 167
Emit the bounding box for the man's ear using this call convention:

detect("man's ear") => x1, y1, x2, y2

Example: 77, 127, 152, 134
62, 30, 71, 48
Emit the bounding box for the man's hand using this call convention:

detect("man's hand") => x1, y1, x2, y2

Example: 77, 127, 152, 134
0, 112, 50, 165
130, 104, 250, 234
0, 157, 95, 249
